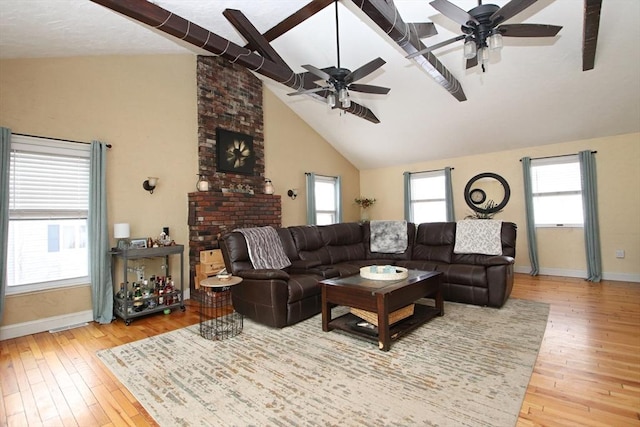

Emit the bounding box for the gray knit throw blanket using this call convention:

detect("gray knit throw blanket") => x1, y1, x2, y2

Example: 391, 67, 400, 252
369, 220, 408, 254
236, 226, 291, 270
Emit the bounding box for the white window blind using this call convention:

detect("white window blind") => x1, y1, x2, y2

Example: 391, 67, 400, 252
409, 170, 446, 223
530, 155, 583, 226
10, 138, 89, 219
7, 135, 90, 292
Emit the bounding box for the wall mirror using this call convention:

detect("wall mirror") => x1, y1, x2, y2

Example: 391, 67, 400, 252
464, 172, 511, 214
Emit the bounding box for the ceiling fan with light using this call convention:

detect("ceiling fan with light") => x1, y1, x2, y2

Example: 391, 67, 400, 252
407, 0, 562, 72
288, 1, 390, 109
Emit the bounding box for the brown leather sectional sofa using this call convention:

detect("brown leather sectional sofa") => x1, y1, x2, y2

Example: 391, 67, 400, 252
220, 221, 517, 328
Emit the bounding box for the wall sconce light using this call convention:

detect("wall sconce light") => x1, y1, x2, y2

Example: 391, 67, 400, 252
287, 189, 297, 200
264, 178, 275, 195
143, 177, 159, 194
196, 174, 209, 192
114, 223, 130, 250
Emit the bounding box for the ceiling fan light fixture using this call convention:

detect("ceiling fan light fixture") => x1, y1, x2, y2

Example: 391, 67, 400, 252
338, 88, 348, 103
479, 47, 490, 65
342, 98, 351, 108
327, 92, 336, 108
488, 32, 503, 51
463, 39, 477, 59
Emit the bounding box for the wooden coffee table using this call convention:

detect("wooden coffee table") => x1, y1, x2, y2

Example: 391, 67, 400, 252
320, 269, 443, 351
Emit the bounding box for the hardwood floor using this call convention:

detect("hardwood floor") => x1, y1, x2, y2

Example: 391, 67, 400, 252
513, 275, 640, 427
1, 273, 639, 426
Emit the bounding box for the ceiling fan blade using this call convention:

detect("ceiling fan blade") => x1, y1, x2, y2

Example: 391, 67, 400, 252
406, 34, 465, 59
345, 57, 386, 83
430, 0, 478, 27
302, 64, 332, 81
410, 22, 438, 39
466, 56, 478, 69
348, 84, 390, 95
287, 86, 330, 96
499, 23, 562, 37
490, 0, 538, 26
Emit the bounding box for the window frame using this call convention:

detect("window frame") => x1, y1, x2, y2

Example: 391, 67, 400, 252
6, 135, 91, 295
530, 155, 584, 228
407, 170, 447, 224
311, 174, 341, 225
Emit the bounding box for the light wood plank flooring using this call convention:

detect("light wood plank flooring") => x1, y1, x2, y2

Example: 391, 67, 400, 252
514, 275, 640, 426
1, 273, 639, 426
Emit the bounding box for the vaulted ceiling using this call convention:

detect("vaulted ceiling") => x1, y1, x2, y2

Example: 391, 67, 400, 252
1, 0, 638, 169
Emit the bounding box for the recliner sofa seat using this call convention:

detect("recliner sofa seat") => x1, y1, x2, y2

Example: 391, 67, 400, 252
220, 221, 516, 328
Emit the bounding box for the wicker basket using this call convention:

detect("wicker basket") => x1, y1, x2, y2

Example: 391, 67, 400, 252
350, 304, 415, 327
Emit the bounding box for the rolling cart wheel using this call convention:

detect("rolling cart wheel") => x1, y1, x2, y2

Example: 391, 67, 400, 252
125, 319, 131, 326
181, 305, 186, 312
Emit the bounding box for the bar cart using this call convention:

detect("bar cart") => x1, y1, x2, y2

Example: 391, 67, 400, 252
110, 245, 185, 325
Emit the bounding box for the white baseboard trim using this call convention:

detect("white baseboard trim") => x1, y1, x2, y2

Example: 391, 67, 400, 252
1, 293, 193, 341
0, 309, 94, 341
601, 272, 640, 283
514, 266, 640, 283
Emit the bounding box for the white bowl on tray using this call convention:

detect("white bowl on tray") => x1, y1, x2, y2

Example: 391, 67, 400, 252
359, 265, 408, 281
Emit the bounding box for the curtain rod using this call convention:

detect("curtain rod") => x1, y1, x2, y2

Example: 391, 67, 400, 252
405, 167, 454, 175
519, 151, 596, 162
305, 172, 338, 178
14, 132, 112, 149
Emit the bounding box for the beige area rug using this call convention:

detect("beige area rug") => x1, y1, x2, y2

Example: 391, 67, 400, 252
97, 299, 549, 427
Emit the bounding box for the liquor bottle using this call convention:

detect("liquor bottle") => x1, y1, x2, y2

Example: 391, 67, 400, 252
116, 283, 125, 299
133, 283, 142, 301
164, 277, 174, 305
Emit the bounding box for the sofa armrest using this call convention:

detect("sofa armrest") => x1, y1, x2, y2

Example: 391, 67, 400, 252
481, 255, 515, 266
487, 263, 515, 307
236, 269, 290, 280
287, 260, 339, 278
453, 254, 514, 267
289, 259, 323, 269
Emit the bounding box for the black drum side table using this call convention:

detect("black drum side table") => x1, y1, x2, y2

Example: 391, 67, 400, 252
199, 276, 243, 340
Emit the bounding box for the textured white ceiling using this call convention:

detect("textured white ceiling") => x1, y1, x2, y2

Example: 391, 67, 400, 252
1, 0, 639, 169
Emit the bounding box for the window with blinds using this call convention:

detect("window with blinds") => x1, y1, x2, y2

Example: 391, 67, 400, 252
409, 170, 446, 223
7, 135, 90, 293
530, 155, 583, 227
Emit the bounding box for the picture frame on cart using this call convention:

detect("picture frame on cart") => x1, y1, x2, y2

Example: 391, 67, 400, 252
129, 238, 147, 249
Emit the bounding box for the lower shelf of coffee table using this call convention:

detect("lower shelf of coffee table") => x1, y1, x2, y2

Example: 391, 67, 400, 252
329, 303, 442, 344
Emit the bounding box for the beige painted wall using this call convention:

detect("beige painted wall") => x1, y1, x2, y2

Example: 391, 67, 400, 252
1, 53, 636, 333
263, 88, 360, 226
360, 133, 640, 280
0, 55, 360, 330
0, 55, 198, 327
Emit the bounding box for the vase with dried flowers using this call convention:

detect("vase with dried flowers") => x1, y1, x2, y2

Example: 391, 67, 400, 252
355, 197, 376, 221
465, 199, 502, 219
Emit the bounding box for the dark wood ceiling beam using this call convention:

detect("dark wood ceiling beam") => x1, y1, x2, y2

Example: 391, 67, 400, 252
90, 0, 291, 82
89, 0, 380, 123
349, 0, 466, 102
223, 9, 292, 72
582, 0, 602, 71
258, 0, 335, 44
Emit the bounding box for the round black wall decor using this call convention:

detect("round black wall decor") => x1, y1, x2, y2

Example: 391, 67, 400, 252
464, 172, 511, 214
469, 188, 487, 205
